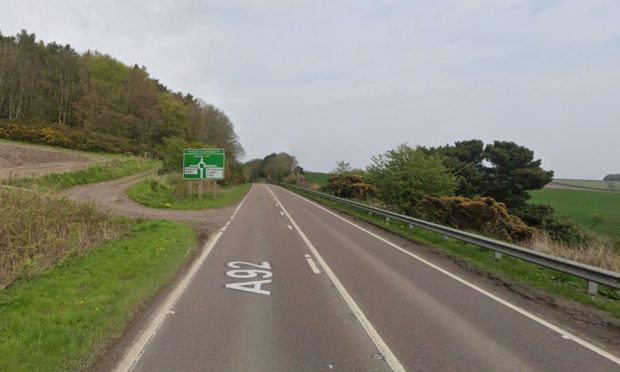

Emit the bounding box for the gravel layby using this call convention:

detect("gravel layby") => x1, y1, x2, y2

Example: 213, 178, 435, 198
62, 171, 235, 236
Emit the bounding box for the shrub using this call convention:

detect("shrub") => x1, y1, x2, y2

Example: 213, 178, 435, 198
417, 195, 535, 242
323, 173, 376, 200
0, 121, 141, 154
366, 144, 457, 214
283, 174, 301, 184
513, 204, 589, 245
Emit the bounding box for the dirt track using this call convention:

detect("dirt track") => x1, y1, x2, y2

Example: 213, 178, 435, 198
62, 171, 235, 236
0, 140, 105, 180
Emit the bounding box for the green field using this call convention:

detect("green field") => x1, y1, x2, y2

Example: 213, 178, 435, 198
304, 171, 329, 186
553, 178, 620, 192
529, 188, 620, 243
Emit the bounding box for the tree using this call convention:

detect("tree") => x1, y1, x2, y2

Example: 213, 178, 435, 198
604, 174, 620, 181
331, 160, 352, 176
483, 141, 553, 208
366, 144, 457, 215
262, 152, 297, 181
323, 160, 374, 199
426, 140, 486, 198
244, 158, 263, 181
427, 140, 553, 209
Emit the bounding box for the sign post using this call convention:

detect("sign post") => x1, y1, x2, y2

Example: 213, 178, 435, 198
183, 149, 225, 199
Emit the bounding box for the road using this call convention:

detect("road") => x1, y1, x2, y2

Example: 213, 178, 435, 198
116, 184, 620, 372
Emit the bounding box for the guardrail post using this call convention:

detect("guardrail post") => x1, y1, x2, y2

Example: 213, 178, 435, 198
385, 216, 390, 224
442, 235, 449, 241
408, 224, 414, 230
494, 251, 502, 260
588, 281, 598, 295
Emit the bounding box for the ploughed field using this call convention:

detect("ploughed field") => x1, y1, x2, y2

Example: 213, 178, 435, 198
0, 140, 102, 180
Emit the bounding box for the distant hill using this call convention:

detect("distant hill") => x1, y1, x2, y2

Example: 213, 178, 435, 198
304, 171, 329, 187
548, 179, 620, 192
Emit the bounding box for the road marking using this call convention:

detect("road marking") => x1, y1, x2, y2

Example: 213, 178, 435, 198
280, 186, 620, 365
225, 261, 273, 296
115, 188, 252, 372
304, 254, 321, 274
287, 224, 293, 230
280, 211, 284, 216
265, 186, 405, 372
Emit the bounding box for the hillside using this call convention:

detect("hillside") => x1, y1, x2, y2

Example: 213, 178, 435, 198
0, 30, 243, 177
549, 178, 620, 192
529, 188, 620, 244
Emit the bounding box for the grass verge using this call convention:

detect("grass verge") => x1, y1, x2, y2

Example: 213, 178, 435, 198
127, 174, 251, 210
287, 187, 620, 319
0, 219, 197, 371
0, 189, 130, 289
3, 158, 159, 192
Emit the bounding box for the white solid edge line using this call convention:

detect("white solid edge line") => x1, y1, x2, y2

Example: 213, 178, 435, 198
280, 186, 620, 365
265, 186, 405, 372
304, 254, 321, 274
115, 190, 252, 372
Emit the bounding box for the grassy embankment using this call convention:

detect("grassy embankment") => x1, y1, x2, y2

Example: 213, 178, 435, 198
530, 188, 620, 245
304, 171, 329, 187
0, 142, 196, 370
0, 215, 196, 371
286, 187, 620, 319
127, 173, 251, 210
4, 158, 159, 192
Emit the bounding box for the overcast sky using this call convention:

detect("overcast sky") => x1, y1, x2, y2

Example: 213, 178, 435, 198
2, 0, 619, 178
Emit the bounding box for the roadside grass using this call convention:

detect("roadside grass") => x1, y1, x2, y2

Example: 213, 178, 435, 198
127, 173, 251, 210
529, 188, 620, 244
304, 171, 329, 187
0, 220, 197, 372
3, 158, 159, 192
0, 189, 130, 289
288, 188, 620, 319
552, 178, 620, 192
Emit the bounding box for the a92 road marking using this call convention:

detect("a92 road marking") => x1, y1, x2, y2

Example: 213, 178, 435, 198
225, 261, 272, 296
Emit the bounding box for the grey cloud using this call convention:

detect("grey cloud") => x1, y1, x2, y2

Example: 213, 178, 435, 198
2, 0, 619, 177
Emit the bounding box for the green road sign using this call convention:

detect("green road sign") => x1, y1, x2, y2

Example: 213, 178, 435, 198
183, 149, 225, 180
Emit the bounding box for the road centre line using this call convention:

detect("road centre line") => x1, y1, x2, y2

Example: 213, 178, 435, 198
281, 186, 620, 365
287, 224, 293, 230
265, 186, 405, 372
115, 189, 252, 372
304, 254, 321, 274
280, 211, 284, 216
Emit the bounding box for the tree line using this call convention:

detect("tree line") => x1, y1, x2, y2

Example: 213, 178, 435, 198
0, 30, 244, 177
261, 140, 593, 246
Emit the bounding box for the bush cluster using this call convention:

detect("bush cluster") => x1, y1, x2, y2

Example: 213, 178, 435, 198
417, 196, 535, 242
513, 204, 589, 245
0, 122, 141, 154
323, 174, 376, 200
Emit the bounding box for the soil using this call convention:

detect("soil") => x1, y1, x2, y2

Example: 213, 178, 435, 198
545, 182, 617, 192
0, 141, 105, 180
62, 171, 234, 236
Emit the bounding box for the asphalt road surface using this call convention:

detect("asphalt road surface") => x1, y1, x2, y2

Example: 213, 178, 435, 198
116, 185, 620, 372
